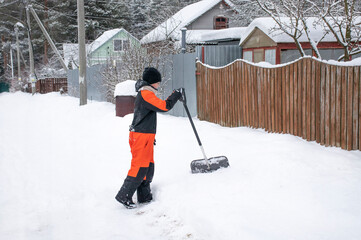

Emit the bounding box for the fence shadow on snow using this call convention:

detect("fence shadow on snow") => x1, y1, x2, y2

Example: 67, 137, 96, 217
196, 57, 361, 151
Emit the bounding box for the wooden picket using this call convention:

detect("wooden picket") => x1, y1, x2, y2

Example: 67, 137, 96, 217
30, 78, 67, 94
196, 57, 361, 151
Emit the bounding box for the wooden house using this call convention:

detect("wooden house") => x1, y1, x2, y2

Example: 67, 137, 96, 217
141, 0, 243, 47
63, 28, 141, 67
239, 17, 360, 64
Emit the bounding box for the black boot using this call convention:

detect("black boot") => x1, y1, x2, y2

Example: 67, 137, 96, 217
115, 178, 137, 209
137, 181, 153, 204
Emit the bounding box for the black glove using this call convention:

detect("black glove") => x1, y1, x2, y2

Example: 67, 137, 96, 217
172, 88, 182, 101
175, 88, 185, 102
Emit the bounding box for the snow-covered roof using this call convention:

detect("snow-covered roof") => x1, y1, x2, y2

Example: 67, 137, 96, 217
141, 0, 236, 44
88, 28, 138, 53
240, 17, 361, 46
186, 27, 247, 44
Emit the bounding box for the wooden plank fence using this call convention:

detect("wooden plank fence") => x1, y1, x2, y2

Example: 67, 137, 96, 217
196, 57, 361, 151
27, 78, 67, 94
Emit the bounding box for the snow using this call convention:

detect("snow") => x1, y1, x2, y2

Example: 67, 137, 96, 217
199, 56, 361, 69
114, 80, 137, 97
15, 22, 25, 28
141, 0, 236, 44
1, 92, 361, 240
186, 27, 247, 44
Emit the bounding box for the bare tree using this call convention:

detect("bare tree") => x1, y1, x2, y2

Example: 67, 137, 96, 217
255, 0, 322, 58
306, 0, 361, 61
100, 42, 171, 102
227, 0, 267, 26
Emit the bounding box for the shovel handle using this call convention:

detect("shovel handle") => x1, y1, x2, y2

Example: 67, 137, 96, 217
181, 89, 201, 146
183, 101, 202, 147
181, 89, 209, 165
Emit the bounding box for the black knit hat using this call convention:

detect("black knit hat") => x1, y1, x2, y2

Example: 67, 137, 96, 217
143, 67, 161, 84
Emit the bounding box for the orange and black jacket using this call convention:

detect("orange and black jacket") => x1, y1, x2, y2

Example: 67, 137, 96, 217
130, 80, 180, 134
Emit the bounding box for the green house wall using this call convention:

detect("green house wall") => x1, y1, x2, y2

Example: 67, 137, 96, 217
88, 30, 141, 66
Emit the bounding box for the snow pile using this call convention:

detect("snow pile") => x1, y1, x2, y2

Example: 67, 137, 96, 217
1, 92, 361, 240
114, 80, 137, 97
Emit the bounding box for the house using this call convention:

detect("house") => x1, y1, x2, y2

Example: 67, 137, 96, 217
141, 0, 243, 47
63, 28, 141, 67
87, 28, 141, 66
239, 17, 361, 64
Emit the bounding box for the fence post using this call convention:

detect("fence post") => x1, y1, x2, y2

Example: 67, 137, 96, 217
352, 66, 359, 150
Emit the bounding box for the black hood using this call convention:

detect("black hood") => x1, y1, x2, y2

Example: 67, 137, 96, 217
135, 79, 149, 92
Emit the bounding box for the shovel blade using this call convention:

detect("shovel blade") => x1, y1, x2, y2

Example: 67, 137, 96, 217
190, 156, 229, 174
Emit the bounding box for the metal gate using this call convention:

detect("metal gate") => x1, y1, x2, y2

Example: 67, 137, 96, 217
67, 64, 107, 102
162, 52, 197, 117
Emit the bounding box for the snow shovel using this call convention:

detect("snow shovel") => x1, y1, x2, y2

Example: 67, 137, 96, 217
180, 88, 229, 173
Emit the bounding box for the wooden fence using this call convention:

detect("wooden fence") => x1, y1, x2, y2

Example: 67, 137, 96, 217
27, 78, 67, 94
196, 57, 361, 151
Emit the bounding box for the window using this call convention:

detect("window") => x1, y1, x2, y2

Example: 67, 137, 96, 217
214, 16, 228, 29
243, 48, 276, 64
253, 49, 264, 63
265, 49, 276, 65
123, 40, 129, 51
243, 51, 253, 62
114, 39, 122, 51
113, 39, 130, 52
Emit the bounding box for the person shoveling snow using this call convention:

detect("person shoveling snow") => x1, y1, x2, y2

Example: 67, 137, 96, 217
115, 67, 182, 209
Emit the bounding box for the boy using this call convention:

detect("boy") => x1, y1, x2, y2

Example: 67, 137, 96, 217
115, 67, 182, 209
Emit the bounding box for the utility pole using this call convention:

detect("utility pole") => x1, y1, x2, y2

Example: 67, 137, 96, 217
26, 2, 36, 95
10, 48, 14, 79
44, 0, 48, 65
29, 6, 68, 71
77, 0, 87, 105
15, 24, 21, 84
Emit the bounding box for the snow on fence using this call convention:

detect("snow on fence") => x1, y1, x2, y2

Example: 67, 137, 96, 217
196, 57, 361, 151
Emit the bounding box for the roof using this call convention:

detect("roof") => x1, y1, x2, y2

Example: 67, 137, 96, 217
141, 0, 237, 44
239, 17, 361, 46
88, 28, 139, 53
186, 27, 247, 44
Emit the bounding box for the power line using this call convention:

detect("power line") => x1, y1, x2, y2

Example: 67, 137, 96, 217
0, 0, 19, 8
33, 2, 127, 22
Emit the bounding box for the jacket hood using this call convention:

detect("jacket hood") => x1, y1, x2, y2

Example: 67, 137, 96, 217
135, 79, 149, 92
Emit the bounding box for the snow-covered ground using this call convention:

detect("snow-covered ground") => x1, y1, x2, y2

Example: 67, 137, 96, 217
1, 92, 361, 240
